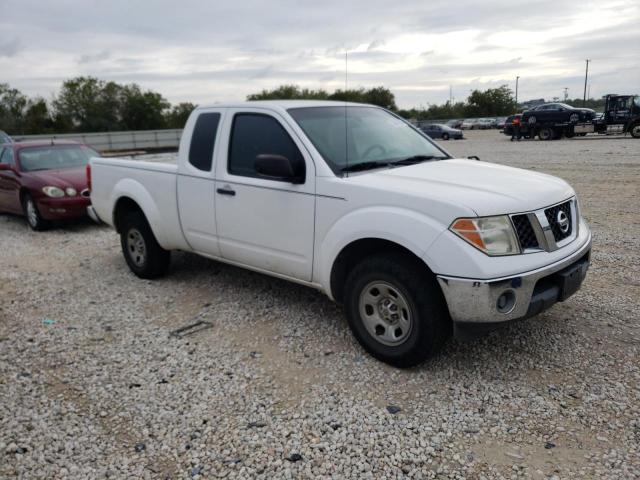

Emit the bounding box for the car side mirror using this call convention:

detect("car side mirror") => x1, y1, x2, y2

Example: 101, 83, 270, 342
255, 154, 304, 184
467, 156, 480, 160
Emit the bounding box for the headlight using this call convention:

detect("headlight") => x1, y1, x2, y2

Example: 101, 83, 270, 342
450, 216, 520, 256
65, 187, 77, 196
42, 186, 65, 198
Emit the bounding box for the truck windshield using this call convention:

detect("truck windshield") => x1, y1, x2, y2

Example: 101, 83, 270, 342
19, 146, 99, 172
288, 106, 449, 174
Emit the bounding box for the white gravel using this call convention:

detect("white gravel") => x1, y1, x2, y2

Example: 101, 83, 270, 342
1, 131, 639, 479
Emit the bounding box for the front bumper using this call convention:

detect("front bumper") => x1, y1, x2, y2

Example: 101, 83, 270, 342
37, 196, 91, 220
436, 233, 591, 327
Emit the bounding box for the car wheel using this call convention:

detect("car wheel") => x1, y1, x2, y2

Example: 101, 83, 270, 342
343, 253, 451, 368
442, 133, 450, 140
569, 113, 579, 123
630, 123, 640, 139
538, 126, 554, 141
22, 194, 48, 231
528, 116, 537, 125
120, 210, 171, 279
565, 130, 575, 138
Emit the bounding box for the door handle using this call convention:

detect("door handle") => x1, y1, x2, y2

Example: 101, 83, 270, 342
216, 187, 236, 196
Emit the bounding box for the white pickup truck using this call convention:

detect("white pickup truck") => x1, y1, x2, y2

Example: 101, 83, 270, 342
88, 101, 591, 367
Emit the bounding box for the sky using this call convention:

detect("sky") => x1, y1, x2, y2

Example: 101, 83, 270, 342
1, 0, 638, 109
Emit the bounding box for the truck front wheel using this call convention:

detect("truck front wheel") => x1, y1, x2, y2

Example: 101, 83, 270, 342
120, 211, 171, 279
343, 253, 451, 368
631, 123, 640, 139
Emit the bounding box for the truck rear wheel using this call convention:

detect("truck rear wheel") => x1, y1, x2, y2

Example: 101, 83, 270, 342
538, 126, 554, 141
631, 123, 640, 139
343, 253, 451, 368
120, 211, 170, 279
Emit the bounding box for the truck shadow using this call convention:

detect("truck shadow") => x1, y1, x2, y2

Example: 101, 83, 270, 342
167, 250, 581, 377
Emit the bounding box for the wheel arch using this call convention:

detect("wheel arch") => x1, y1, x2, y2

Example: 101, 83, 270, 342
329, 237, 438, 304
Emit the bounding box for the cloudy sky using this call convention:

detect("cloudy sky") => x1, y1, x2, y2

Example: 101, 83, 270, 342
1, 0, 638, 109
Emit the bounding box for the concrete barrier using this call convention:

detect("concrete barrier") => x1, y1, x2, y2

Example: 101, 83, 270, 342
13, 129, 183, 152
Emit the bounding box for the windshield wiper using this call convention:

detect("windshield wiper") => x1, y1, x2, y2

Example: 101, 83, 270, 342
340, 161, 390, 173
389, 155, 446, 166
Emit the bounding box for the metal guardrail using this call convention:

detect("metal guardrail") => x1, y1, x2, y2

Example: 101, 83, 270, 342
12, 129, 183, 152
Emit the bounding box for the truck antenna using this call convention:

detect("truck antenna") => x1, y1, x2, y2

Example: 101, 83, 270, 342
344, 49, 349, 177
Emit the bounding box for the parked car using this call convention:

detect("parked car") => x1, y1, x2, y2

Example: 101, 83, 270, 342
475, 118, 495, 129
446, 119, 463, 129
0, 131, 12, 145
494, 117, 508, 129
420, 123, 463, 140
0, 140, 97, 230
89, 100, 591, 368
461, 119, 477, 129
521, 103, 595, 126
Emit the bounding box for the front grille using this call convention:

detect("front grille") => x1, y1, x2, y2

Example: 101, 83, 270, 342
545, 201, 572, 242
512, 214, 539, 250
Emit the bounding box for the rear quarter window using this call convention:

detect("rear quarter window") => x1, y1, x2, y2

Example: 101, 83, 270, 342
188, 113, 221, 171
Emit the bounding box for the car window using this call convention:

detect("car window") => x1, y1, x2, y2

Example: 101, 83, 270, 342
188, 112, 221, 171
228, 113, 305, 181
18, 146, 94, 172
0, 147, 15, 166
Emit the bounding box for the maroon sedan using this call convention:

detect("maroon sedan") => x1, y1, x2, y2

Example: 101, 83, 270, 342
0, 140, 98, 230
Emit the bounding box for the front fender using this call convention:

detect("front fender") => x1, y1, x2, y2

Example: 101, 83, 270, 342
110, 178, 170, 249
316, 206, 447, 297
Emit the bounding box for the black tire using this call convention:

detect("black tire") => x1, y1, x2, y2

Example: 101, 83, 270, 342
565, 130, 575, 138
630, 123, 640, 139
22, 194, 48, 231
441, 133, 450, 140
120, 210, 170, 279
528, 116, 537, 125
343, 253, 451, 368
538, 126, 554, 141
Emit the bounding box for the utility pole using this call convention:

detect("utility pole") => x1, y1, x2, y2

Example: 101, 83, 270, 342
515, 76, 520, 107
583, 59, 590, 107
563, 87, 568, 101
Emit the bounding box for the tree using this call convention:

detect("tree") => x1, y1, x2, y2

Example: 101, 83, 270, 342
23, 97, 55, 134
247, 84, 397, 110
247, 84, 329, 101
119, 84, 170, 130
165, 102, 196, 128
0, 83, 28, 134
466, 85, 516, 116
53, 77, 123, 131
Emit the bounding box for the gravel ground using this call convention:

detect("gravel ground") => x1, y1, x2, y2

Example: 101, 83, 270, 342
1, 131, 639, 479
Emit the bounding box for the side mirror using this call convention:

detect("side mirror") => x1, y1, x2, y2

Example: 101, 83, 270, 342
0, 163, 11, 171
467, 156, 480, 160
255, 154, 304, 184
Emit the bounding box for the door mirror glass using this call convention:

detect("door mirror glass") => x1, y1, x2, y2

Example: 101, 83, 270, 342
255, 154, 303, 183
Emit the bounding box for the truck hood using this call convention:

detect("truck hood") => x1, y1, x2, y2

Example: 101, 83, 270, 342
354, 159, 574, 216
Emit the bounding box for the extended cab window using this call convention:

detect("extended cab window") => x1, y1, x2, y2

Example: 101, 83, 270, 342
228, 113, 305, 181
188, 112, 221, 171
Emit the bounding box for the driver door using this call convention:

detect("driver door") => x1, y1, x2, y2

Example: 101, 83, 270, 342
214, 109, 316, 281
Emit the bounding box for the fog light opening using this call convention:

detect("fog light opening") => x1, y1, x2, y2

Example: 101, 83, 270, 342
496, 290, 516, 314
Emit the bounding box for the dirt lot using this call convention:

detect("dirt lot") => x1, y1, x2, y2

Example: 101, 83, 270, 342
1, 131, 639, 479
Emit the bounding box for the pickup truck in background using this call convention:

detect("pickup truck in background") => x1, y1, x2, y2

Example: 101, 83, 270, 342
88, 101, 592, 367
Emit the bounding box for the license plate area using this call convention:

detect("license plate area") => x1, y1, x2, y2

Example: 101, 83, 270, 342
557, 258, 589, 301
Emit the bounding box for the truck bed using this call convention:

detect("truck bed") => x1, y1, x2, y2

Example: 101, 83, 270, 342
90, 156, 189, 250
